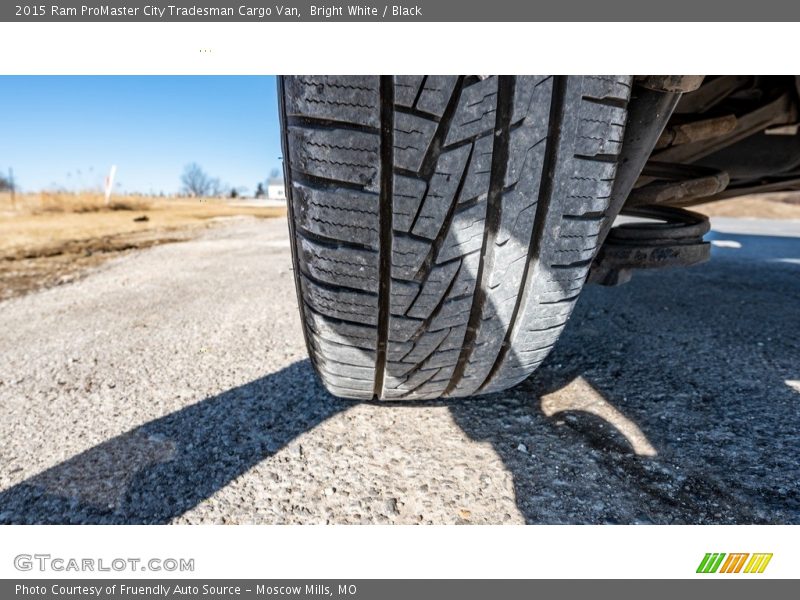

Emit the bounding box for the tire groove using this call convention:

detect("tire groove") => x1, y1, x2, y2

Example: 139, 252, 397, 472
406, 252, 466, 344
373, 76, 395, 399
444, 75, 514, 396
296, 225, 378, 253
303, 302, 379, 332
291, 170, 374, 194
285, 114, 381, 134
410, 141, 475, 283
405, 77, 466, 234
411, 75, 428, 110
581, 95, 628, 110
391, 256, 465, 375
298, 268, 379, 297
478, 75, 567, 394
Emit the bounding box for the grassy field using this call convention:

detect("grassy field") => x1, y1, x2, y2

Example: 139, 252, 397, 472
0, 192, 285, 254
0, 191, 286, 300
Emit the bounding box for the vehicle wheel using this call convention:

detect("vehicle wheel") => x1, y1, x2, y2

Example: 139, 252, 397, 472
279, 75, 632, 400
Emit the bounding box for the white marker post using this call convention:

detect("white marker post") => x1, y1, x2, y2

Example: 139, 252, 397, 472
104, 164, 117, 206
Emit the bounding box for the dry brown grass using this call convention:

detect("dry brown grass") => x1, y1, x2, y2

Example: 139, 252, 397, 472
0, 191, 286, 300
0, 191, 154, 214
693, 192, 800, 220
0, 192, 285, 254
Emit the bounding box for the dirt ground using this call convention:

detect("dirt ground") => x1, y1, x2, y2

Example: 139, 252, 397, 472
0, 192, 286, 300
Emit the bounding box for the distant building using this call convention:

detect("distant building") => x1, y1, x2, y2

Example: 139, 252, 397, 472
267, 178, 286, 201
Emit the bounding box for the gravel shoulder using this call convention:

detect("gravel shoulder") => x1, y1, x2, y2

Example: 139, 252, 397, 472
0, 216, 797, 524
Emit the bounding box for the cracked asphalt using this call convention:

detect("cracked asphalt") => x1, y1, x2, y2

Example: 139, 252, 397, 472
0, 215, 798, 524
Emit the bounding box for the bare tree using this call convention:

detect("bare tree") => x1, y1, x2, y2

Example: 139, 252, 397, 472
208, 177, 226, 197
181, 163, 210, 197
181, 163, 226, 197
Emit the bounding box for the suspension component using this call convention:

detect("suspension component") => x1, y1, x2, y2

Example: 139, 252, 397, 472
655, 114, 738, 150
627, 162, 729, 207
589, 206, 711, 286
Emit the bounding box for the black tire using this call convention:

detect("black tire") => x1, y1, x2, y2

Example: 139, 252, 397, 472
279, 75, 632, 400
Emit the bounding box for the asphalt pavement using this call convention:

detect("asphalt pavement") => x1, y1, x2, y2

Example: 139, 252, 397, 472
0, 215, 798, 524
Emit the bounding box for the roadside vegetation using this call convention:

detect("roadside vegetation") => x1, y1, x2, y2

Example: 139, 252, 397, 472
0, 191, 286, 300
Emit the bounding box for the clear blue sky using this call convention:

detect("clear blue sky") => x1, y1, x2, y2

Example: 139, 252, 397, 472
0, 76, 282, 195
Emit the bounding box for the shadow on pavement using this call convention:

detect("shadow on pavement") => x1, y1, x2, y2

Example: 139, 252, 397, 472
451, 230, 800, 523
0, 361, 348, 524
1, 232, 798, 524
